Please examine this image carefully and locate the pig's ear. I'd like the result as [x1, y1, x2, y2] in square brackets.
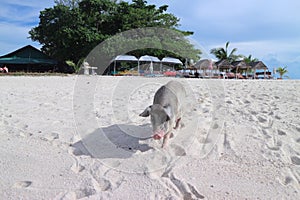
[163, 105, 172, 121]
[139, 106, 151, 117]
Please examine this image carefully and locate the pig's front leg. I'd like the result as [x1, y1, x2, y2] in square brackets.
[153, 130, 165, 140]
[162, 132, 172, 148]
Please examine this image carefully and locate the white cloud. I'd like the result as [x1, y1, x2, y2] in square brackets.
[0, 0, 54, 55]
[0, 22, 41, 55]
[0, 0, 54, 24]
[204, 39, 300, 62]
[3, 0, 54, 9]
[233, 40, 300, 61]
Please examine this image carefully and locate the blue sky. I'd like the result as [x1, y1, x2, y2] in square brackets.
[0, 0, 299, 78]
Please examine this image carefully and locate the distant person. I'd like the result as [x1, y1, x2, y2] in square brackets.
[194, 70, 199, 78]
[3, 66, 8, 73]
[0, 66, 8, 73]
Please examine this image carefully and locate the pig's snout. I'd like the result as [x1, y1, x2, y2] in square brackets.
[153, 130, 165, 140]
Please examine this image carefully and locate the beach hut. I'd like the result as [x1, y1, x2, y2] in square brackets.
[215, 60, 235, 79]
[250, 61, 269, 79]
[194, 59, 218, 77]
[0, 45, 59, 72]
[231, 60, 251, 78]
[216, 60, 234, 72]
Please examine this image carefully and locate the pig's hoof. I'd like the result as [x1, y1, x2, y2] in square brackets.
[153, 131, 165, 140]
[153, 134, 162, 140]
[170, 133, 174, 138]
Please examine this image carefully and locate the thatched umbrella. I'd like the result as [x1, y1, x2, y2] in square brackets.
[250, 61, 268, 79]
[216, 59, 234, 72]
[194, 59, 217, 70]
[231, 60, 251, 78]
[194, 59, 217, 76]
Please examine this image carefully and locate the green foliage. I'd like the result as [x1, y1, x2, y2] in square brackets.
[65, 60, 78, 72]
[29, 0, 200, 65]
[76, 57, 85, 72]
[243, 54, 258, 64]
[84, 27, 200, 71]
[210, 41, 242, 63]
[276, 66, 288, 79]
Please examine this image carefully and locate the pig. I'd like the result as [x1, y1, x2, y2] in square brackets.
[139, 80, 186, 148]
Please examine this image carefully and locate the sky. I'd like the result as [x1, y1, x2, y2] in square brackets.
[0, 0, 299, 79]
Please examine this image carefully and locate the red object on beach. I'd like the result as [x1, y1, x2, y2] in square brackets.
[153, 130, 165, 140]
[164, 71, 177, 77]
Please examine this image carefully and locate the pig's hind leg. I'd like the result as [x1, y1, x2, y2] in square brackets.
[174, 118, 182, 129]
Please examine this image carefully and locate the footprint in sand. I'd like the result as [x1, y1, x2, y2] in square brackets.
[13, 181, 32, 188]
[257, 115, 268, 123]
[171, 144, 186, 156]
[291, 156, 300, 165]
[197, 137, 211, 144]
[40, 132, 59, 141]
[283, 176, 294, 185]
[277, 129, 287, 136]
[71, 163, 85, 173]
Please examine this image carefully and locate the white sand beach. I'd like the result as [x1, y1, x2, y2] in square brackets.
[0, 76, 300, 199]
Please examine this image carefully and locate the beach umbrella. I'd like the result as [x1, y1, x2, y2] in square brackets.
[161, 57, 183, 65]
[139, 55, 160, 63]
[112, 55, 138, 75]
[139, 55, 160, 74]
[161, 57, 183, 71]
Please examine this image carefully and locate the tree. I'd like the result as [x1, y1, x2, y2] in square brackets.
[276, 66, 288, 79]
[210, 41, 242, 63]
[29, 0, 200, 64]
[243, 54, 258, 64]
[54, 0, 79, 8]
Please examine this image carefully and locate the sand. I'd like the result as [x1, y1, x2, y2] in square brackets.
[0, 76, 300, 199]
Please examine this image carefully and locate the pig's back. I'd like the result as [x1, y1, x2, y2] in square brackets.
[153, 81, 186, 107]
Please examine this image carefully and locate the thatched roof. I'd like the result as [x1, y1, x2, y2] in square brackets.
[216, 59, 234, 69]
[250, 61, 268, 70]
[231, 60, 252, 71]
[194, 59, 217, 69]
[232, 60, 247, 68]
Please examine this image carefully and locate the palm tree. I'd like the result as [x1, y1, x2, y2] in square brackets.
[210, 41, 242, 63]
[243, 54, 258, 64]
[276, 66, 288, 79]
